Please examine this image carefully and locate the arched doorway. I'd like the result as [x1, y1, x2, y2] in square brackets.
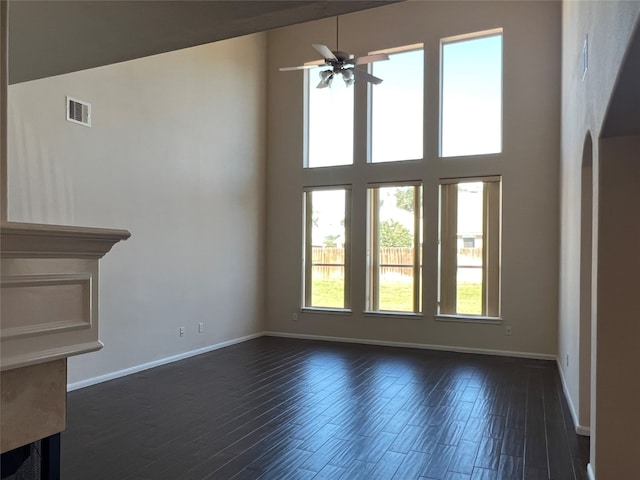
[578, 132, 593, 433]
[591, 21, 640, 477]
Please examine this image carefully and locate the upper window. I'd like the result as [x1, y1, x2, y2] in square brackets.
[438, 177, 501, 317]
[369, 46, 424, 163]
[306, 71, 354, 168]
[440, 30, 502, 158]
[367, 183, 423, 313]
[303, 188, 351, 309]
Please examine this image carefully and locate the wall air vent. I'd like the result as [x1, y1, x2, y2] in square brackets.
[66, 96, 91, 127]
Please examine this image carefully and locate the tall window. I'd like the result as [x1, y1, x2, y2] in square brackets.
[303, 188, 350, 309]
[370, 46, 424, 163]
[306, 71, 354, 168]
[440, 30, 502, 157]
[367, 184, 423, 313]
[439, 177, 501, 317]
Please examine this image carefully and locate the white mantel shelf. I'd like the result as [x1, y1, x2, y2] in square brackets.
[0, 221, 131, 371]
[1, 221, 131, 259]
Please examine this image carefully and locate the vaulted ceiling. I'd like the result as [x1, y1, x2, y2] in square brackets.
[8, 0, 400, 84]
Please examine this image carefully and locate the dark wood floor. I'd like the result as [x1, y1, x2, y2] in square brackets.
[62, 336, 589, 480]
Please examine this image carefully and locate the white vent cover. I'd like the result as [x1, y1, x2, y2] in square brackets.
[66, 96, 91, 127]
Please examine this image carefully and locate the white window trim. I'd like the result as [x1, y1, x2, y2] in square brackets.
[435, 314, 502, 324]
[303, 186, 352, 310]
[367, 182, 423, 314]
[302, 307, 352, 316]
[439, 28, 504, 158]
[364, 311, 423, 320]
[304, 69, 355, 169]
[367, 44, 425, 165]
[438, 176, 501, 319]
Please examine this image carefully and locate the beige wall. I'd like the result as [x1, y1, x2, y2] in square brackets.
[595, 135, 640, 478]
[7, 34, 267, 385]
[558, 0, 640, 427]
[265, 1, 561, 356]
[559, 1, 640, 477]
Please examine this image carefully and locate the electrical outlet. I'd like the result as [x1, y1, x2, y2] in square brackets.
[505, 325, 512, 336]
[179, 327, 185, 337]
[198, 322, 204, 333]
[292, 312, 298, 322]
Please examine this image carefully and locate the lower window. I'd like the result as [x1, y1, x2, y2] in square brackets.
[367, 183, 423, 313]
[303, 187, 350, 309]
[438, 177, 501, 317]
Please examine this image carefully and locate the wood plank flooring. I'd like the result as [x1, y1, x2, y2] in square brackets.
[61, 336, 589, 480]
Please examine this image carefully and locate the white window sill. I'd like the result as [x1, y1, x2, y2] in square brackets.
[364, 311, 423, 320]
[435, 314, 502, 324]
[301, 308, 352, 316]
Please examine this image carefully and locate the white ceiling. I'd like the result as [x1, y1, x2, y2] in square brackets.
[8, 0, 400, 84]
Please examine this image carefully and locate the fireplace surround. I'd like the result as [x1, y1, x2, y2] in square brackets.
[1, 222, 129, 479]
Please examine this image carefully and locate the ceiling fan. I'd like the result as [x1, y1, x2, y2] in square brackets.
[279, 17, 389, 88]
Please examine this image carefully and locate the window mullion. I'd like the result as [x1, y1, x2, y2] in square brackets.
[370, 189, 380, 311]
[304, 192, 313, 307]
[344, 188, 352, 310]
[413, 186, 421, 313]
[481, 184, 489, 316]
[484, 181, 501, 317]
[440, 184, 458, 314]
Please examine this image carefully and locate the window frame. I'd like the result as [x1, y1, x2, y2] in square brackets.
[439, 28, 504, 158]
[367, 43, 425, 165]
[302, 186, 352, 311]
[437, 176, 501, 321]
[304, 68, 355, 169]
[366, 182, 423, 314]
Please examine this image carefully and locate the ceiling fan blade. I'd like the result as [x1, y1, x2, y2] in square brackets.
[303, 59, 327, 67]
[351, 68, 384, 85]
[313, 44, 338, 62]
[352, 53, 390, 65]
[279, 64, 320, 71]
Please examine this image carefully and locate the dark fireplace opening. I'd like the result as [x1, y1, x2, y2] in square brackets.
[1, 442, 40, 480]
[0, 435, 59, 480]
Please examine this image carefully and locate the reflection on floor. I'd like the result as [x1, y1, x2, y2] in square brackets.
[63, 336, 590, 479]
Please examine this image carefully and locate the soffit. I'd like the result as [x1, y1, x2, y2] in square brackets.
[601, 22, 640, 138]
[8, 0, 400, 84]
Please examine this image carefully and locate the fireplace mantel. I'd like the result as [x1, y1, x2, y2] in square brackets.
[1, 221, 131, 260]
[1, 221, 131, 371]
[1, 221, 130, 454]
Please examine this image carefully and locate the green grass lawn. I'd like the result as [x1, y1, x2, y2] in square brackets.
[311, 277, 345, 308]
[311, 277, 482, 314]
[456, 282, 482, 315]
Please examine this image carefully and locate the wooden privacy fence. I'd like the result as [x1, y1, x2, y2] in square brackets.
[459, 247, 483, 259]
[312, 247, 483, 278]
[312, 247, 415, 278]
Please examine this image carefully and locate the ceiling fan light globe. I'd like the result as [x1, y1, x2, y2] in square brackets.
[342, 68, 355, 86]
[317, 71, 334, 89]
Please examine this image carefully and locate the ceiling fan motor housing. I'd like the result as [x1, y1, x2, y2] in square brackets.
[332, 51, 354, 63]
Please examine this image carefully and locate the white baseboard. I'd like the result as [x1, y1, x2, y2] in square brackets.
[587, 463, 595, 480]
[67, 332, 264, 392]
[263, 331, 557, 361]
[575, 424, 591, 436]
[556, 358, 591, 436]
